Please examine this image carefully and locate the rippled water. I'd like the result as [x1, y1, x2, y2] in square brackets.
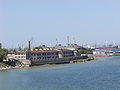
[0, 56, 120, 90]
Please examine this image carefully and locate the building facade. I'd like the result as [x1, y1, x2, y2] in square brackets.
[7, 52, 26, 60]
[26, 50, 59, 62]
[58, 49, 74, 58]
[7, 48, 83, 65]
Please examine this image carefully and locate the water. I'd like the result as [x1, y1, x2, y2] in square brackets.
[0, 56, 120, 90]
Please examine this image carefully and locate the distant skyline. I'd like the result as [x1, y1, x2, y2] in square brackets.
[0, 0, 120, 48]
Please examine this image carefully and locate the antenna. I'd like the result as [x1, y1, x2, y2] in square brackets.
[67, 36, 70, 46]
[73, 37, 76, 44]
[105, 40, 108, 47]
[56, 38, 58, 46]
[31, 37, 34, 48]
[95, 41, 97, 48]
[40, 42, 43, 46]
[113, 41, 116, 46]
[18, 44, 21, 50]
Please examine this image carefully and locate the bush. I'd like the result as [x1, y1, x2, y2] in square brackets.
[0, 48, 8, 62]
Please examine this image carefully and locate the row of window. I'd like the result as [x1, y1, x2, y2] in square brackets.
[31, 56, 58, 60]
[29, 52, 57, 56]
[63, 55, 74, 57]
[63, 52, 74, 55]
[15, 53, 26, 55]
[15, 56, 26, 58]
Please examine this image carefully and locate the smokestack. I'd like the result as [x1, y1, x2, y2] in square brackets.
[28, 41, 31, 50]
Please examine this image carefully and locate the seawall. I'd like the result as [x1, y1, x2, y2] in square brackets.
[30, 56, 94, 66]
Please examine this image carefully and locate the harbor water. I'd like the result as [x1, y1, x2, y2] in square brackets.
[0, 56, 120, 90]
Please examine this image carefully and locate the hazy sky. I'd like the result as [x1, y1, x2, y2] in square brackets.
[0, 0, 120, 48]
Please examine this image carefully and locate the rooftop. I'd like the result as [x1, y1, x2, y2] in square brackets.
[27, 50, 58, 53]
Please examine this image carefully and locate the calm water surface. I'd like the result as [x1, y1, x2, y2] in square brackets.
[0, 56, 120, 90]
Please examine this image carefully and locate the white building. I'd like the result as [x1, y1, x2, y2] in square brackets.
[7, 51, 26, 60]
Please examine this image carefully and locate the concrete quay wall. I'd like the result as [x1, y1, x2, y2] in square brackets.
[31, 56, 88, 66]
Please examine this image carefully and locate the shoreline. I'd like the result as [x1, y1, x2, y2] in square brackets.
[0, 66, 29, 71]
[93, 55, 120, 57]
[0, 57, 94, 71]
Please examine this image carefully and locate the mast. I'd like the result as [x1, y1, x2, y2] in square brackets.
[67, 36, 70, 46]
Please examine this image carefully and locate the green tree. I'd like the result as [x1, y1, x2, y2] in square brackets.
[0, 48, 8, 62]
[79, 47, 93, 54]
[33, 46, 43, 50]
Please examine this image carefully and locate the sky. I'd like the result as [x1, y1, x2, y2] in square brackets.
[0, 0, 120, 48]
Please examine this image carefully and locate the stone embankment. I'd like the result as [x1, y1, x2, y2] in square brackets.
[0, 57, 94, 71]
[72, 57, 94, 63]
[0, 61, 30, 71]
[0, 65, 30, 71]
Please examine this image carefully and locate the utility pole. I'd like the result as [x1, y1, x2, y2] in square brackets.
[0, 43, 2, 49]
[105, 40, 108, 47]
[56, 38, 58, 46]
[73, 37, 76, 44]
[95, 42, 97, 48]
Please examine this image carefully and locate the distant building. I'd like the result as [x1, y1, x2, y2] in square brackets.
[85, 45, 95, 50]
[57, 49, 74, 58]
[118, 46, 120, 49]
[25, 49, 76, 65]
[7, 49, 76, 64]
[7, 44, 87, 66]
[93, 50, 106, 55]
[53, 44, 66, 49]
[66, 44, 81, 50]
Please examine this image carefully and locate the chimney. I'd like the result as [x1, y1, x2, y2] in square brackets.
[67, 36, 70, 46]
[28, 41, 31, 50]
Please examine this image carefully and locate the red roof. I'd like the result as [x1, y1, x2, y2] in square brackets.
[27, 50, 58, 53]
[58, 49, 72, 51]
[8, 51, 26, 54]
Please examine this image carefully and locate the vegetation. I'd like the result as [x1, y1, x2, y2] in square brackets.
[33, 46, 44, 50]
[8, 49, 17, 52]
[0, 48, 8, 62]
[79, 47, 93, 54]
